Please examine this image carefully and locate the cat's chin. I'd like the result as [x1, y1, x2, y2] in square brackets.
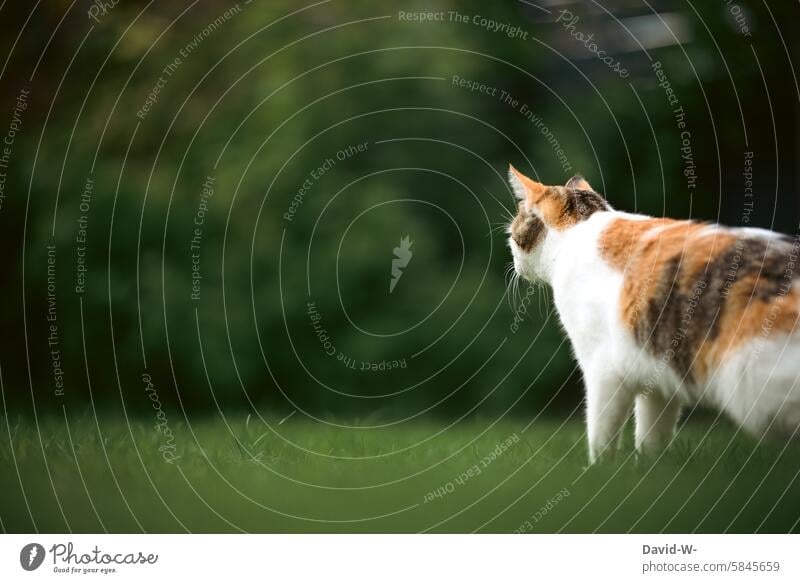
[517, 271, 542, 285]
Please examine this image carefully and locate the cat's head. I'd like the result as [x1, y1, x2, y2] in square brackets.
[507, 165, 609, 282]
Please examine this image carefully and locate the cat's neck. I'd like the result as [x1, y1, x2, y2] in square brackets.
[539, 209, 633, 285]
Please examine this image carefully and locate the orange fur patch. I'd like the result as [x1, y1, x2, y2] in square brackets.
[537, 188, 574, 229]
[601, 217, 800, 383]
[599, 217, 674, 271]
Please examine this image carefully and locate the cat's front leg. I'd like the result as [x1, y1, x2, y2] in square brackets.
[585, 368, 633, 464]
[634, 392, 681, 455]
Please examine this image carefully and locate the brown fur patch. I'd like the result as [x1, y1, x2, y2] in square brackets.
[601, 218, 800, 384]
[700, 238, 800, 374]
[510, 204, 545, 251]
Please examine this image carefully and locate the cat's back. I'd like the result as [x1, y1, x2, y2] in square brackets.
[597, 213, 800, 392]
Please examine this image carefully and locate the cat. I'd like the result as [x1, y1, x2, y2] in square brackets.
[506, 165, 800, 464]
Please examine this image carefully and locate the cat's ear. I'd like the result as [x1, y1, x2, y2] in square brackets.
[509, 165, 588, 229]
[508, 164, 547, 208]
[565, 174, 594, 192]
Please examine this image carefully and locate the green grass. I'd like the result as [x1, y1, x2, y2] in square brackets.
[1, 412, 799, 533]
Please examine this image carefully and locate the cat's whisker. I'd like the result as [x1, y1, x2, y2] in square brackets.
[533, 282, 541, 317]
[539, 282, 549, 317]
[484, 187, 516, 221]
[511, 274, 520, 313]
[503, 262, 515, 283]
[544, 284, 552, 315]
[490, 222, 510, 236]
[504, 265, 516, 312]
[506, 269, 516, 287]
[509, 272, 516, 309]
[504, 271, 515, 305]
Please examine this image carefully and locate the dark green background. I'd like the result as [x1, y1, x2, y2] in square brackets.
[0, 0, 797, 421]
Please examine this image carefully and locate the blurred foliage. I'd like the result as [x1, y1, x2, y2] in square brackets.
[0, 0, 797, 419]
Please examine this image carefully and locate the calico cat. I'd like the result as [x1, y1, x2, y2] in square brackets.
[506, 165, 800, 463]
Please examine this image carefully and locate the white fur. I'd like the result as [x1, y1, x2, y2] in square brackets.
[509, 208, 800, 464]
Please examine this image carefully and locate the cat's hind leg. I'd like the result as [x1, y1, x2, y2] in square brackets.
[634, 391, 681, 455]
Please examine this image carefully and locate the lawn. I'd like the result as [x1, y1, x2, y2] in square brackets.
[1, 411, 799, 533]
